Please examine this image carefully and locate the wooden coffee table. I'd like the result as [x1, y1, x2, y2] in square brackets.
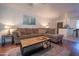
[20, 36, 51, 55]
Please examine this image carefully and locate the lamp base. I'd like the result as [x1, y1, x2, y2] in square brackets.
[7, 29, 11, 35]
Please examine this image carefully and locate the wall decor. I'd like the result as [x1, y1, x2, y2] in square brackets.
[23, 15, 36, 25]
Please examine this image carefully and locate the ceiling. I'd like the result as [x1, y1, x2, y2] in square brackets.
[0, 3, 79, 19]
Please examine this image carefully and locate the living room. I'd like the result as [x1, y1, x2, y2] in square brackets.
[0, 3, 79, 56]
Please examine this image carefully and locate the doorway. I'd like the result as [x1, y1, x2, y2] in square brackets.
[57, 22, 63, 34]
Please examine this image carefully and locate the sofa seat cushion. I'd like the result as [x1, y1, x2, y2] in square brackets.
[46, 34, 63, 39]
[44, 34, 63, 42]
[19, 35, 29, 39]
[46, 28, 55, 34]
[19, 34, 42, 39]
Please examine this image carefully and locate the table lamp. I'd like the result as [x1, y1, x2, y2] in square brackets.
[5, 25, 17, 35]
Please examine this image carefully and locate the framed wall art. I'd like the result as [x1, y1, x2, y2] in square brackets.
[23, 15, 36, 25]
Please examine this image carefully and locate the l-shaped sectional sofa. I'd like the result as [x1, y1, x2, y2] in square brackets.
[13, 28, 63, 44]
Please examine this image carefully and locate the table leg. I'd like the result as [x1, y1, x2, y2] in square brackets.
[12, 36, 14, 44]
[49, 40, 52, 48]
[2, 37, 5, 47]
[20, 43, 24, 56]
[2, 37, 3, 46]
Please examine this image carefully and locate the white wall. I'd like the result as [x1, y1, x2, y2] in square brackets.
[0, 8, 42, 28]
[0, 4, 59, 29]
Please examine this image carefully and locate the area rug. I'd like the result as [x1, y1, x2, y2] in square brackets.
[64, 36, 79, 43]
[32, 43, 70, 56]
[2, 43, 70, 56]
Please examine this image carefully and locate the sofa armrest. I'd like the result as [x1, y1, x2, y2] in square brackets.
[12, 32, 21, 44]
[51, 35, 63, 43]
[45, 34, 63, 43]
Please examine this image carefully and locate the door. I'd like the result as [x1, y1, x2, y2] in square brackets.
[57, 22, 63, 34]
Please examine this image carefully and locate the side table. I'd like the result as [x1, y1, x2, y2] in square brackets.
[1, 35, 14, 47]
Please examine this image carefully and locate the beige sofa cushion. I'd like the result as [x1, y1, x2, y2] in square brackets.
[39, 28, 46, 34]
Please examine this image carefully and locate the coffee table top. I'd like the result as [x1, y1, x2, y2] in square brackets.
[20, 36, 50, 48]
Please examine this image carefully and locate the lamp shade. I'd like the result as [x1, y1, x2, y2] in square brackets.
[0, 23, 4, 31]
[4, 25, 17, 35]
[5, 25, 17, 29]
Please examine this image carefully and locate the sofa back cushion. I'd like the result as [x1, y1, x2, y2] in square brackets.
[18, 28, 33, 35]
[38, 28, 46, 34]
[46, 28, 55, 34]
[32, 28, 39, 34]
[17, 28, 39, 35]
[15, 28, 56, 36]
